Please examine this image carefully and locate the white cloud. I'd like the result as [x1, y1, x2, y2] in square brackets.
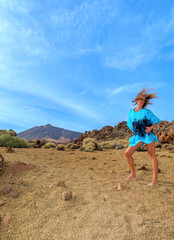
[105, 83, 141, 96]
[1, 0, 174, 72]
[0, 79, 100, 121]
[105, 81, 168, 97]
[0, 96, 86, 132]
[103, 6, 174, 71]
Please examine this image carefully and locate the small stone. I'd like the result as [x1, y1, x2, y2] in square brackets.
[138, 165, 148, 170]
[2, 185, 14, 194]
[3, 215, 15, 227]
[138, 220, 144, 226]
[10, 189, 19, 198]
[62, 190, 72, 201]
[110, 170, 115, 174]
[72, 195, 76, 202]
[30, 202, 37, 210]
[104, 194, 110, 199]
[118, 183, 123, 191]
[56, 181, 67, 187]
[0, 154, 4, 165]
[49, 185, 52, 188]
[103, 194, 110, 201]
[0, 199, 5, 207]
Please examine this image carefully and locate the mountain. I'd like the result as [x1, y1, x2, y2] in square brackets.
[17, 124, 82, 142]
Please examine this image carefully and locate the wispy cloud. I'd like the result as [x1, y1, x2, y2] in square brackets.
[105, 83, 141, 97]
[1, 0, 174, 71]
[105, 81, 168, 97]
[0, 94, 86, 132]
[104, 47, 157, 71]
[103, 6, 174, 71]
[0, 79, 100, 121]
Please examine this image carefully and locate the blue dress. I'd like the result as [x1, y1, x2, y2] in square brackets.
[127, 108, 161, 147]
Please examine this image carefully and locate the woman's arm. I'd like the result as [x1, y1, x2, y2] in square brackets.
[150, 121, 160, 129]
[145, 121, 160, 133]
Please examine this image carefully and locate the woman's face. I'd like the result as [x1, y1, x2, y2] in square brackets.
[136, 97, 145, 106]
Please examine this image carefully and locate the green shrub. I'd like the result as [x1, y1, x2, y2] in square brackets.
[163, 143, 173, 150]
[66, 143, 78, 149]
[0, 135, 30, 148]
[82, 137, 97, 147]
[45, 142, 56, 148]
[66, 143, 72, 148]
[0, 130, 8, 136]
[0, 129, 17, 137]
[56, 144, 65, 150]
[102, 142, 116, 149]
[8, 130, 16, 136]
[84, 142, 97, 152]
[29, 142, 35, 147]
[97, 144, 103, 151]
[82, 137, 103, 152]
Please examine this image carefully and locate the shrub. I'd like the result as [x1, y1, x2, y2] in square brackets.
[155, 142, 162, 148]
[102, 142, 116, 149]
[82, 137, 103, 152]
[66, 143, 78, 149]
[0, 130, 8, 136]
[8, 130, 16, 136]
[97, 144, 103, 151]
[66, 143, 72, 148]
[163, 143, 173, 150]
[84, 142, 97, 152]
[56, 144, 65, 150]
[0, 135, 30, 148]
[45, 142, 56, 148]
[29, 142, 35, 147]
[82, 137, 97, 147]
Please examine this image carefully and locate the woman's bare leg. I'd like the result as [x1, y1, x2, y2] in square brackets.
[146, 139, 158, 186]
[124, 141, 144, 180]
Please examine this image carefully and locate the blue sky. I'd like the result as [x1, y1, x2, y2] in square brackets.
[0, 0, 173, 134]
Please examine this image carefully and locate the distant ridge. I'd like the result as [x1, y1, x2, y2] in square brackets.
[17, 124, 82, 142]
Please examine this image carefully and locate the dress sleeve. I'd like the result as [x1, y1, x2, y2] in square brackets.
[127, 110, 133, 131]
[148, 109, 161, 126]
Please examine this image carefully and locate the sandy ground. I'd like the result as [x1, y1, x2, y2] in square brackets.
[0, 140, 173, 240]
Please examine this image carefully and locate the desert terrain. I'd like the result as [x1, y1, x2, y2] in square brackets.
[0, 139, 173, 240]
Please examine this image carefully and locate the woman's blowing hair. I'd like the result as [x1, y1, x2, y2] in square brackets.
[132, 88, 159, 108]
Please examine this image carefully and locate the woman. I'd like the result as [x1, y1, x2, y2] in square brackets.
[125, 88, 161, 187]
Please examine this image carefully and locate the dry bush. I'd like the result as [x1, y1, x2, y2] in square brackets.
[56, 144, 65, 150]
[45, 142, 56, 148]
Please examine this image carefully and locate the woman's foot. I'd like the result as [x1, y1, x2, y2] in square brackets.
[148, 181, 158, 187]
[125, 174, 136, 180]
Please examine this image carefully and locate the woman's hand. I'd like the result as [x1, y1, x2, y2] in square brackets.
[145, 126, 153, 133]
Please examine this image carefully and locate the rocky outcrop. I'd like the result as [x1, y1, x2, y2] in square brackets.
[33, 139, 46, 148]
[72, 120, 174, 147]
